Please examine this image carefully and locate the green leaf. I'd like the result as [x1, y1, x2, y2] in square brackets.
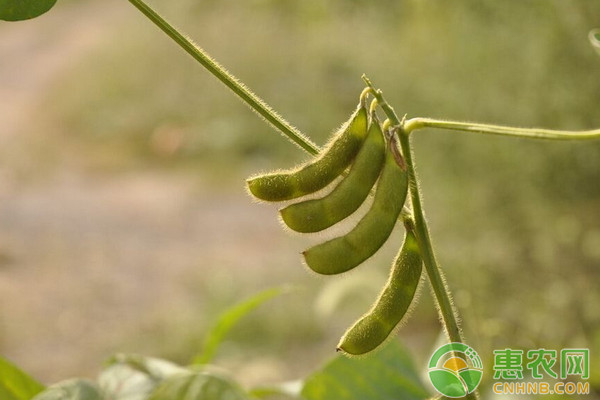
[148, 370, 249, 400]
[0, 0, 58, 21]
[192, 286, 290, 365]
[31, 379, 103, 400]
[0, 356, 45, 400]
[301, 340, 429, 400]
[99, 354, 187, 400]
[248, 380, 302, 399]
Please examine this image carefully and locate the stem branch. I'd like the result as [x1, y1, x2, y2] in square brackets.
[126, 0, 319, 155]
[404, 118, 600, 140]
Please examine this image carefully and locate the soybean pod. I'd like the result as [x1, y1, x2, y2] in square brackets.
[337, 230, 422, 356]
[279, 119, 386, 233]
[302, 135, 408, 275]
[246, 104, 369, 202]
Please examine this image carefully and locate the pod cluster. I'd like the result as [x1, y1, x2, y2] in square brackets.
[246, 93, 423, 355]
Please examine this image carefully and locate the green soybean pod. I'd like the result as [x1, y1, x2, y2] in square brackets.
[302, 140, 408, 275]
[337, 230, 422, 356]
[246, 104, 368, 202]
[279, 119, 386, 233]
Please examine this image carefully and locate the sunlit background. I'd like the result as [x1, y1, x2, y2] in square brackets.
[1, 0, 599, 396]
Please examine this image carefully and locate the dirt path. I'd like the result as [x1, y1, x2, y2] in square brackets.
[0, 170, 298, 382]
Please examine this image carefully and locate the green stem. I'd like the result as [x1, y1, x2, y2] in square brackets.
[363, 77, 463, 339]
[404, 117, 600, 140]
[363, 76, 476, 400]
[396, 128, 463, 343]
[126, 0, 319, 155]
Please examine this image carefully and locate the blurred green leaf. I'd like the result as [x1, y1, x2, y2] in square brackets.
[31, 379, 103, 400]
[99, 354, 186, 400]
[301, 340, 429, 400]
[0, 356, 44, 400]
[0, 0, 57, 21]
[193, 286, 290, 365]
[147, 370, 249, 400]
[590, 29, 600, 55]
[248, 380, 302, 399]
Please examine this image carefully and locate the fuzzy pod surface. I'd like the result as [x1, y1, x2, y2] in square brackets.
[302, 143, 408, 275]
[337, 230, 422, 355]
[246, 104, 369, 202]
[280, 119, 386, 232]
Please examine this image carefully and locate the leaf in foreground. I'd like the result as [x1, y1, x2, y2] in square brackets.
[99, 354, 186, 400]
[0, 355, 45, 400]
[0, 0, 58, 21]
[301, 340, 429, 400]
[31, 379, 103, 400]
[193, 286, 289, 365]
[148, 370, 249, 400]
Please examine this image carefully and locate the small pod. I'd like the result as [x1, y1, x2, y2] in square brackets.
[337, 230, 422, 356]
[246, 104, 368, 202]
[279, 119, 386, 233]
[302, 139, 408, 275]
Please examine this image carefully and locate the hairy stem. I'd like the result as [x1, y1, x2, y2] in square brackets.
[396, 129, 463, 343]
[397, 128, 478, 400]
[404, 118, 600, 140]
[126, 3, 413, 217]
[363, 76, 477, 399]
[363, 76, 463, 341]
[126, 0, 319, 155]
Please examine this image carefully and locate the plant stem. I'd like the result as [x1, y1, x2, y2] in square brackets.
[404, 117, 600, 140]
[396, 129, 463, 343]
[362, 77, 464, 341]
[125, 5, 418, 217]
[363, 76, 477, 400]
[126, 0, 320, 155]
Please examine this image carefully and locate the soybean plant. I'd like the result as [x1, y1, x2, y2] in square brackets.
[117, 1, 600, 392]
[8, 2, 600, 400]
[247, 92, 414, 345]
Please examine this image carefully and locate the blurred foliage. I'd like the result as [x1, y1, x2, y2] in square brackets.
[6, 340, 428, 400]
[27, 0, 600, 393]
[301, 339, 428, 400]
[0, 356, 44, 400]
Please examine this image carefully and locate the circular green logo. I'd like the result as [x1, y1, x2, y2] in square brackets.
[428, 342, 483, 398]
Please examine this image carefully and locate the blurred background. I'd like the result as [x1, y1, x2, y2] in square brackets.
[1, 0, 599, 396]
